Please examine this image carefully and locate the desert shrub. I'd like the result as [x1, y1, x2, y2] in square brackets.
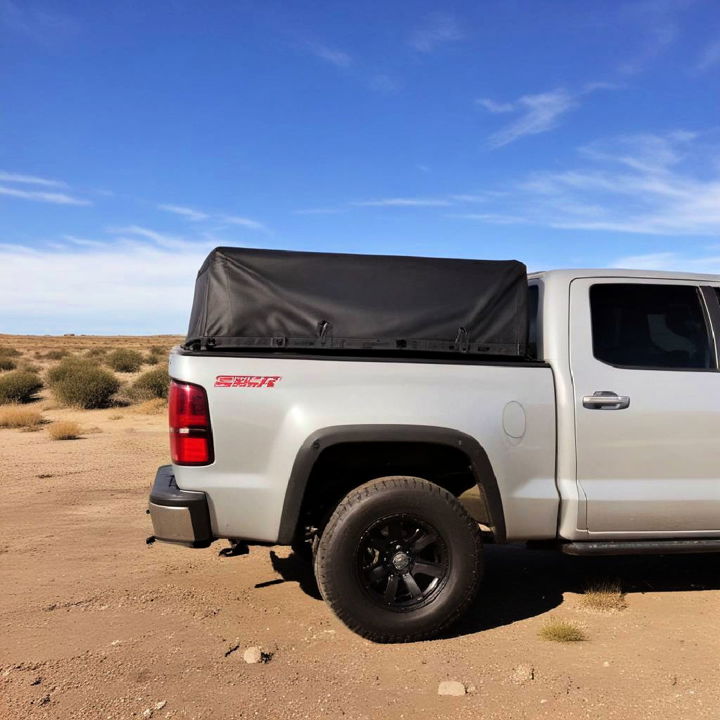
[581, 581, 626, 612]
[539, 620, 587, 643]
[131, 367, 170, 400]
[20, 362, 41, 373]
[48, 420, 81, 440]
[145, 351, 162, 365]
[0, 346, 21, 358]
[51, 365, 120, 409]
[0, 371, 43, 404]
[47, 356, 99, 386]
[132, 398, 167, 415]
[106, 348, 144, 373]
[85, 347, 108, 358]
[0, 358, 17, 371]
[43, 350, 70, 361]
[0, 405, 43, 429]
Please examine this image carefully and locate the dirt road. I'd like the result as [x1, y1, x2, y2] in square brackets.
[1, 343, 719, 719]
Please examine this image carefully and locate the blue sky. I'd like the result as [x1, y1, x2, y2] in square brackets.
[2, 0, 720, 334]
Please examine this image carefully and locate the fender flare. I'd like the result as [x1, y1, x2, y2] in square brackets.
[276, 424, 506, 544]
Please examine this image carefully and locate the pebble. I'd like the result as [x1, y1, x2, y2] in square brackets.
[438, 680, 466, 696]
[512, 664, 535, 684]
[243, 646, 264, 664]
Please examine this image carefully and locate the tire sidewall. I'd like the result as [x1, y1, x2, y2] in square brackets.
[316, 479, 482, 640]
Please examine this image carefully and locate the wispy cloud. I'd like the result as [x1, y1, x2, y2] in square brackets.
[449, 212, 526, 225]
[0, 185, 91, 206]
[617, 0, 679, 75]
[479, 89, 578, 148]
[306, 42, 351, 68]
[110, 225, 188, 249]
[0, 171, 66, 187]
[221, 215, 269, 232]
[63, 234, 105, 248]
[409, 12, 463, 53]
[454, 130, 720, 236]
[696, 38, 720, 72]
[157, 203, 268, 232]
[158, 203, 209, 221]
[0, 169, 91, 205]
[476, 98, 515, 114]
[0, 238, 215, 334]
[351, 197, 453, 208]
[293, 207, 346, 216]
[478, 83, 617, 148]
[298, 192, 496, 215]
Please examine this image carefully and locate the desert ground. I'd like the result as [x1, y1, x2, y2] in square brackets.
[1, 334, 719, 720]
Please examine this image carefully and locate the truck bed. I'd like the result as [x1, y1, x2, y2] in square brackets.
[169, 349, 557, 544]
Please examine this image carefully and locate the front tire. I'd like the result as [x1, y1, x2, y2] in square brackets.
[314, 476, 483, 643]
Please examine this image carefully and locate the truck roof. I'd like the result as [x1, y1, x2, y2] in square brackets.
[529, 268, 720, 283]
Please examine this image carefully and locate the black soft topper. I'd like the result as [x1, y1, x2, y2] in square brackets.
[185, 247, 528, 357]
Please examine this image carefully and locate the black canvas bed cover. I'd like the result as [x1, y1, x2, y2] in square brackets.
[185, 247, 528, 357]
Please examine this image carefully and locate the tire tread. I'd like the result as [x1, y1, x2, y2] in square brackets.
[314, 475, 483, 643]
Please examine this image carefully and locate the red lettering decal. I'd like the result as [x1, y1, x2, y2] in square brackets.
[215, 375, 282, 388]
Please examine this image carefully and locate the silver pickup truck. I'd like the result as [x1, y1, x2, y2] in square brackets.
[149, 247, 720, 642]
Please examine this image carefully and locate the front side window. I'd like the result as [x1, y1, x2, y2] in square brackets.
[590, 284, 713, 369]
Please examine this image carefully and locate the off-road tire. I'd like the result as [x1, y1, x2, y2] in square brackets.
[314, 476, 483, 643]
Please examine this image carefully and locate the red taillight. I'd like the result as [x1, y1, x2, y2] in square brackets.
[169, 380, 213, 465]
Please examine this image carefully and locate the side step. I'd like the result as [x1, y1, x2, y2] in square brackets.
[559, 539, 720, 556]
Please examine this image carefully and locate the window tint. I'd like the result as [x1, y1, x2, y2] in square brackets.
[527, 284, 539, 359]
[590, 284, 713, 369]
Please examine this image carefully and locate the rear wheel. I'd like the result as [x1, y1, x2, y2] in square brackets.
[314, 476, 483, 643]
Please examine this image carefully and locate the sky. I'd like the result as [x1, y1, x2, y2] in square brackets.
[2, 0, 720, 334]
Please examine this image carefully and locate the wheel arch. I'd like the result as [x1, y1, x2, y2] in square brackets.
[277, 424, 506, 544]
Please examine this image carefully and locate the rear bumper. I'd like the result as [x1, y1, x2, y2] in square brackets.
[148, 465, 213, 547]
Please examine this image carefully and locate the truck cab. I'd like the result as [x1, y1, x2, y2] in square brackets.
[534, 269, 720, 542]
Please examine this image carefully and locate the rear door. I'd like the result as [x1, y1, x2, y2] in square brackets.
[570, 278, 720, 536]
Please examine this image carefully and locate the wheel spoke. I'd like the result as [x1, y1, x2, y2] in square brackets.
[368, 564, 388, 583]
[366, 535, 389, 554]
[402, 572, 423, 599]
[412, 560, 444, 578]
[383, 574, 400, 602]
[403, 527, 423, 547]
[411, 530, 438, 552]
[359, 513, 447, 609]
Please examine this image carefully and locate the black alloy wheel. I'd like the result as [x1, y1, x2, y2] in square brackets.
[314, 476, 484, 643]
[357, 514, 449, 610]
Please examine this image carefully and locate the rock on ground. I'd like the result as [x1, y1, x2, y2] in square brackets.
[243, 646, 264, 664]
[438, 680, 466, 696]
[512, 664, 535, 684]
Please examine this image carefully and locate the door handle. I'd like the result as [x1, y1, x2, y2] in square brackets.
[582, 391, 630, 410]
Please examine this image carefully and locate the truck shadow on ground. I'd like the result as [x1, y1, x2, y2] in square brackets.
[264, 544, 720, 637]
[449, 543, 720, 638]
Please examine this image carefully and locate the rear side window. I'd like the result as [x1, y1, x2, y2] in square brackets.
[590, 284, 714, 370]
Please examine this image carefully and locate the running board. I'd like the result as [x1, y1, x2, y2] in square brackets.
[559, 539, 720, 556]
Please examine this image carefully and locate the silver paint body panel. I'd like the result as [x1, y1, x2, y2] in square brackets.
[170, 353, 557, 543]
